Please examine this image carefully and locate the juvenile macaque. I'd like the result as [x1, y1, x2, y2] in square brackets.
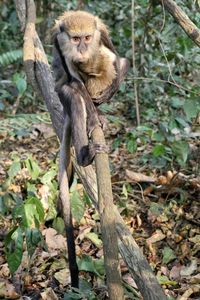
[52, 10, 129, 288]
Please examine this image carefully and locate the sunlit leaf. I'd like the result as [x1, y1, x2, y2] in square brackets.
[85, 232, 102, 248]
[157, 275, 177, 286]
[41, 170, 57, 184]
[25, 197, 45, 226]
[25, 156, 41, 180]
[71, 191, 84, 223]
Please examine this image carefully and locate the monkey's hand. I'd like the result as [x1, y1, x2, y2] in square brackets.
[88, 142, 109, 162]
[77, 143, 109, 167]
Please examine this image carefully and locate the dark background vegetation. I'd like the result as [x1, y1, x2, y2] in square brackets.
[0, 0, 199, 299]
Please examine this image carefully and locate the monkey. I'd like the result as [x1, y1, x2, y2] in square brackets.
[52, 10, 129, 168]
[52, 10, 129, 103]
[51, 10, 129, 288]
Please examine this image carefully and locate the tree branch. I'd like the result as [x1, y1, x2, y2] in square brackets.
[161, 0, 200, 48]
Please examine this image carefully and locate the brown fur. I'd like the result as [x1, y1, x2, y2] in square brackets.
[77, 46, 116, 98]
[52, 10, 117, 98]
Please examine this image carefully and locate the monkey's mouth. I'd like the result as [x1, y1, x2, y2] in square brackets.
[75, 53, 89, 63]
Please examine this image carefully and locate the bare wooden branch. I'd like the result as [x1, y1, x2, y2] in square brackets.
[15, 0, 26, 32]
[92, 127, 124, 299]
[16, 1, 167, 299]
[161, 0, 200, 48]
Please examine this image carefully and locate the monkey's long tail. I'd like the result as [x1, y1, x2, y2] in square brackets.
[59, 119, 79, 288]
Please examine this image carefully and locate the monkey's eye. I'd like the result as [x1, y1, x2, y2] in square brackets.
[85, 35, 92, 43]
[71, 36, 80, 44]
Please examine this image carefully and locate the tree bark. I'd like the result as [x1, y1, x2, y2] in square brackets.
[161, 0, 200, 48]
[15, 1, 167, 299]
[92, 127, 124, 300]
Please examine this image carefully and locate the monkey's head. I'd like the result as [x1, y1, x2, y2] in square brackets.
[54, 11, 102, 63]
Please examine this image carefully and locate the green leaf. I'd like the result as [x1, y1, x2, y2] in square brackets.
[78, 255, 96, 273]
[27, 182, 37, 196]
[152, 144, 166, 157]
[41, 170, 57, 185]
[112, 137, 122, 150]
[85, 232, 102, 248]
[171, 97, 184, 108]
[25, 228, 42, 257]
[71, 191, 84, 223]
[8, 161, 21, 179]
[175, 117, 189, 128]
[64, 292, 82, 300]
[149, 203, 164, 217]
[12, 204, 25, 223]
[15, 77, 27, 96]
[24, 197, 44, 228]
[127, 138, 137, 153]
[183, 100, 199, 121]
[171, 141, 189, 166]
[77, 255, 101, 277]
[25, 156, 41, 180]
[162, 247, 176, 264]
[5, 227, 23, 273]
[93, 258, 105, 276]
[53, 217, 65, 234]
[157, 275, 177, 286]
[119, 82, 126, 93]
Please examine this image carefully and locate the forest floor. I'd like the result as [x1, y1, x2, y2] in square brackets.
[0, 110, 200, 300]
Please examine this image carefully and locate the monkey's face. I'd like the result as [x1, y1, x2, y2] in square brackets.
[67, 33, 93, 62]
[57, 24, 101, 64]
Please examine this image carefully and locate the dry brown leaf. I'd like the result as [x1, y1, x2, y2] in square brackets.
[54, 269, 71, 287]
[146, 230, 166, 244]
[40, 287, 58, 300]
[38, 185, 50, 212]
[180, 260, 197, 277]
[143, 186, 154, 196]
[43, 228, 67, 251]
[0, 263, 10, 277]
[136, 214, 142, 227]
[125, 169, 155, 183]
[170, 264, 182, 280]
[189, 273, 200, 284]
[0, 280, 19, 299]
[179, 285, 200, 300]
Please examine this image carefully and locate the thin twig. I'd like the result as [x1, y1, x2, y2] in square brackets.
[131, 0, 140, 125]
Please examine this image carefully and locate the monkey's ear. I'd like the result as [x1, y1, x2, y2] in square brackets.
[59, 22, 65, 33]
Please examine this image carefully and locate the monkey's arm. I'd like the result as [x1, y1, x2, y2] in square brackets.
[58, 81, 105, 167]
[92, 57, 129, 105]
